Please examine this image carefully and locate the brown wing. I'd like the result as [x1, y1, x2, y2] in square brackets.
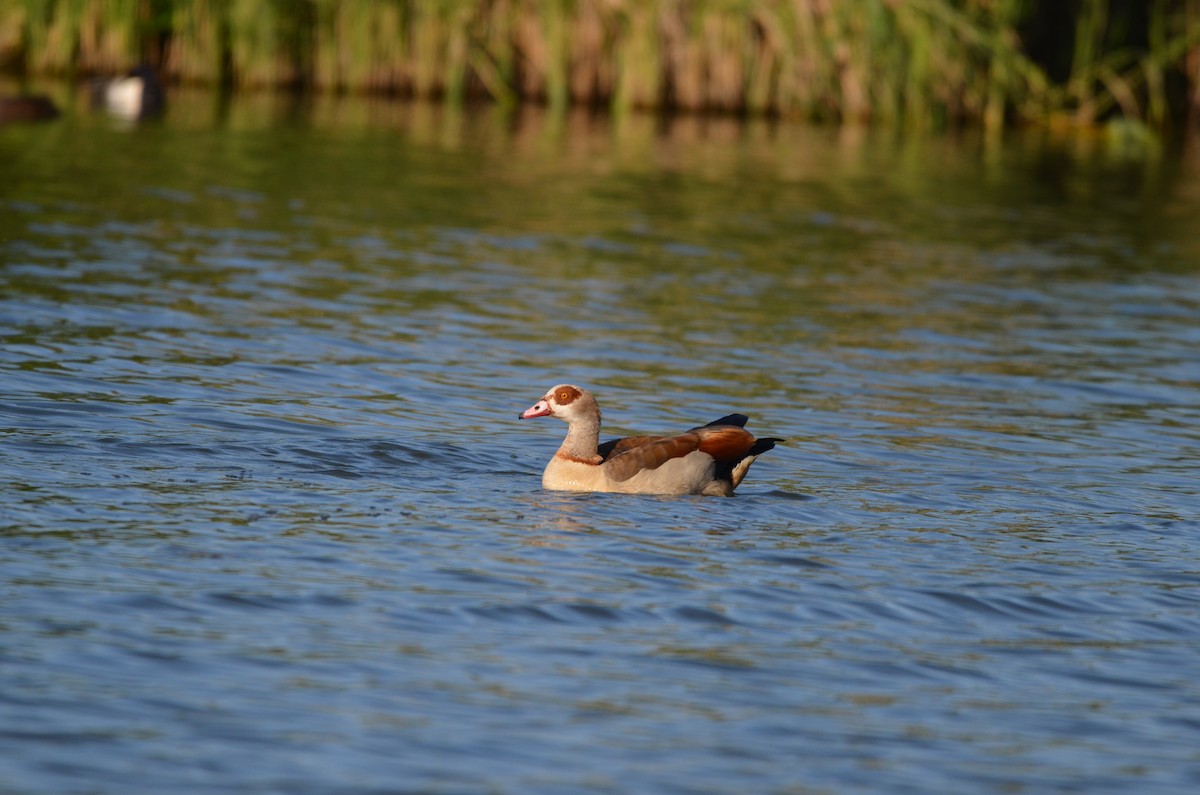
[601, 414, 749, 460]
[604, 433, 703, 482]
[601, 424, 761, 483]
[597, 435, 663, 461]
[694, 426, 758, 464]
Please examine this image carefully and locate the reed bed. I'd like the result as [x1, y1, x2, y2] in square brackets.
[2, 0, 1198, 128]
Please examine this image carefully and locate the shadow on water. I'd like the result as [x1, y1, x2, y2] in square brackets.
[2, 85, 1200, 794]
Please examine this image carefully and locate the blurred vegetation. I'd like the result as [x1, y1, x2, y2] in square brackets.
[1, 0, 1198, 130]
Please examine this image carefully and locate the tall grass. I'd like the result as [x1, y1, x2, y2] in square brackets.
[1, 0, 1197, 128]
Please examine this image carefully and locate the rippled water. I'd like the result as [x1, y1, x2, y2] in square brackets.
[3, 90, 1200, 793]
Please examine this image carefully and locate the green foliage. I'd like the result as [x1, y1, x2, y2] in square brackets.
[1, 0, 1196, 129]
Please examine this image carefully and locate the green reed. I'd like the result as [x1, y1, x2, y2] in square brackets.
[2, 0, 1197, 129]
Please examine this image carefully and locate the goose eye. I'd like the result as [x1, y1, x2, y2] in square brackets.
[556, 387, 577, 404]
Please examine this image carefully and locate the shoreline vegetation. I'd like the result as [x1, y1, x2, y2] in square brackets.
[1, 0, 1198, 131]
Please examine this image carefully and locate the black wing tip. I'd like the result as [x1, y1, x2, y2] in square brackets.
[703, 413, 750, 428]
[750, 437, 784, 455]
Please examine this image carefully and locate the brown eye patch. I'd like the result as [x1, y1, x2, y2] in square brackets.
[555, 386, 580, 404]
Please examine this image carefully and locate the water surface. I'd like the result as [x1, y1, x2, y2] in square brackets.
[2, 89, 1200, 794]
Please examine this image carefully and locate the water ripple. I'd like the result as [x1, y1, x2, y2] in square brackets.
[2, 107, 1199, 795]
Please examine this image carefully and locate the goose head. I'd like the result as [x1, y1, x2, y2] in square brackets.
[519, 384, 601, 425]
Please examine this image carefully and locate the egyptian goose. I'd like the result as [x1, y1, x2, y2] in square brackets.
[519, 384, 782, 496]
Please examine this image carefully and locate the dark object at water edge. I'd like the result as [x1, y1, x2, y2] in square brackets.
[0, 95, 60, 125]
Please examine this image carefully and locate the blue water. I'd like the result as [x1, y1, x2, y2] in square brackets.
[2, 94, 1200, 793]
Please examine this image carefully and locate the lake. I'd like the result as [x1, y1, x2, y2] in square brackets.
[2, 86, 1199, 794]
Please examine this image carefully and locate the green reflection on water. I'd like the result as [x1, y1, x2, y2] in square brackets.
[2, 86, 1197, 408]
